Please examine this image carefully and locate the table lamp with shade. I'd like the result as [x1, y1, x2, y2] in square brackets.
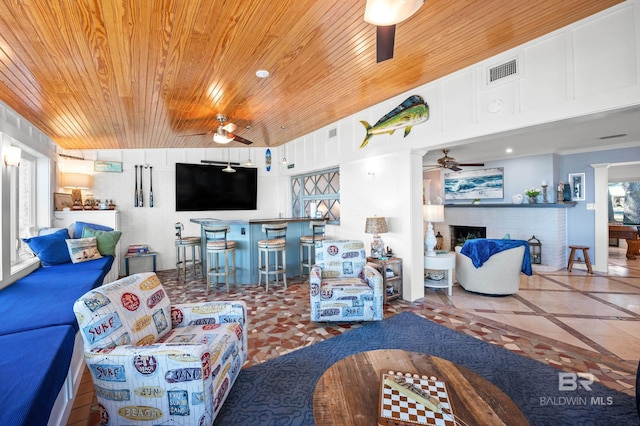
[365, 216, 388, 258]
[423, 203, 444, 257]
[62, 172, 93, 208]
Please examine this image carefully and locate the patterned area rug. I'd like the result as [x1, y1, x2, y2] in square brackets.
[213, 312, 638, 425]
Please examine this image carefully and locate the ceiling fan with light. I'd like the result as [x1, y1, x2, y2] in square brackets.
[180, 114, 254, 145]
[423, 149, 485, 172]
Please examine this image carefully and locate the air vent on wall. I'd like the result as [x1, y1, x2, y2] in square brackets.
[488, 59, 518, 84]
[328, 128, 337, 138]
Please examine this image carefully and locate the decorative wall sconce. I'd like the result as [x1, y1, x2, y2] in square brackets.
[4, 146, 21, 167]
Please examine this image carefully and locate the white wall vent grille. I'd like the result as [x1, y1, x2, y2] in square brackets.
[328, 128, 337, 138]
[488, 59, 518, 84]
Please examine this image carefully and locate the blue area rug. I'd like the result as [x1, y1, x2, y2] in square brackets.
[214, 312, 638, 425]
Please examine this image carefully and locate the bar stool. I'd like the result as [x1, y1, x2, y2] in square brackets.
[174, 223, 201, 280]
[204, 225, 236, 294]
[299, 220, 326, 277]
[567, 245, 593, 274]
[258, 223, 288, 291]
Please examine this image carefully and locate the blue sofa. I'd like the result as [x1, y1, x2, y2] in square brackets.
[0, 253, 114, 425]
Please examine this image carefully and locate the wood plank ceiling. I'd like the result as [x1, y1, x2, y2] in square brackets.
[0, 0, 623, 150]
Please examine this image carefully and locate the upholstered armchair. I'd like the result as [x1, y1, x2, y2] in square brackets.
[310, 240, 384, 322]
[73, 272, 247, 425]
[455, 239, 531, 295]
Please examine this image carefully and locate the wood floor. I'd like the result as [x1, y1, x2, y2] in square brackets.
[66, 248, 639, 425]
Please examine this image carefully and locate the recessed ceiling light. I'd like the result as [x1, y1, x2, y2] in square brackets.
[506, 148, 513, 153]
[256, 70, 270, 78]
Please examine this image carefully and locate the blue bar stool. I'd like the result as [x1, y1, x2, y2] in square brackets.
[258, 223, 287, 291]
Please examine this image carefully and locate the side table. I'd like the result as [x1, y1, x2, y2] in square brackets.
[367, 256, 402, 303]
[125, 252, 157, 275]
[424, 252, 455, 296]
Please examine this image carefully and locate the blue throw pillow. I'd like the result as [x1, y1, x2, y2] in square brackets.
[73, 221, 113, 239]
[22, 228, 72, 266]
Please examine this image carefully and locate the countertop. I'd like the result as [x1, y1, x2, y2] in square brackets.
[190, 217, 318, 225]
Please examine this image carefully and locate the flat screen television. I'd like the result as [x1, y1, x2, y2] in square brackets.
[175, 162, 258, 211]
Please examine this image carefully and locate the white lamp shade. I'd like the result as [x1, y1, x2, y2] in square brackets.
[364, 0, 424, 26]
[213, 128, 233, 144]
[62, 172, 93, 189]
[423, 204, 444, 223]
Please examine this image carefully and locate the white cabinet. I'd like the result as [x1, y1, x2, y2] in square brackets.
[52, 210, 121, 280]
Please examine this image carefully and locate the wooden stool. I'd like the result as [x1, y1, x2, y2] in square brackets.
[299, 220, 326, 277]
[567, 245, 593, 274]
[175, 237, 201, 280]
[258, 223, 287, 291]
[204, 225, 236, 294]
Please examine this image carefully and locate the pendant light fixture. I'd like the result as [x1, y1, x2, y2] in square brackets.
[244, 148, 255, 167]
[222, 148, 236, 173]
[280, 126, 288, 165]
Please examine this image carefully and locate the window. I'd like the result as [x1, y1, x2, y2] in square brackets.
[291, 168, 340, 223]
[609, 182, 640, 224]
[8, 145, 37, 266]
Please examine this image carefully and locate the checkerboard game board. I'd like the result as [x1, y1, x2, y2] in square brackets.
[378, 371, 456, 426]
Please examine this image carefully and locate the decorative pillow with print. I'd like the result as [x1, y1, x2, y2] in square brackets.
[66, 237, 103, 263]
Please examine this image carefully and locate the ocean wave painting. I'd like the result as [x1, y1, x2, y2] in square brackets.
[444, 167, 504, 200]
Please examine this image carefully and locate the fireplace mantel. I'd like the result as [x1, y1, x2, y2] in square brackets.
[445, 203, 576, 208]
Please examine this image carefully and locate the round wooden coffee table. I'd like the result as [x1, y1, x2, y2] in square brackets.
[313, 349, 528, 426]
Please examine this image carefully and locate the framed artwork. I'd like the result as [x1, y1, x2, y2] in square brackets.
[444, 167, 504, 200]
[569, 172, 585, 201]
[53, 192, 73, 211]
[94, 160, 123, 173]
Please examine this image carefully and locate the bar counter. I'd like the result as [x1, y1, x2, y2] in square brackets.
[190, 218, 317, 284]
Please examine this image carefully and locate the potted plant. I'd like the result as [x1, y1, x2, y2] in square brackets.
[524, 188, 541, 204]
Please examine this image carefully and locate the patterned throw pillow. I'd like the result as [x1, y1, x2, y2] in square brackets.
[66, 237, 103, 263]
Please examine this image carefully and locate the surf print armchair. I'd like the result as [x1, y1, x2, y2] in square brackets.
[73, 272, 247, 425]
[310, 240, 384, 322]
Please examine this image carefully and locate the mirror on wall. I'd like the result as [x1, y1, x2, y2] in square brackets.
[608, 182, 640, 224]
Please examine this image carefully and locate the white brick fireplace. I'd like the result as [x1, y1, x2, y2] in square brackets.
[436, 205, 572, 271]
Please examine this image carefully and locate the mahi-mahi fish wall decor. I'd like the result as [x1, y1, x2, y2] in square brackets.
[359, 95, 429, 148]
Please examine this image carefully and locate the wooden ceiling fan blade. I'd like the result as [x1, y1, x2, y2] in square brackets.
[178, 131, 211, 137]
[229, 134, 253, 145]
[448, 165, 462, 172]
[376, 25, 395, 63]
[458, 163, 485, 166]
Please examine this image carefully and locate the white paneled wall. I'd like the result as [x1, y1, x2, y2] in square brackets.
[441, 206, 568, 271]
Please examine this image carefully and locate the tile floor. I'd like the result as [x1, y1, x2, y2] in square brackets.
[67, 247, 639, 425]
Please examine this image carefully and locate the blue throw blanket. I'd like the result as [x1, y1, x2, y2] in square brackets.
[460, 239, 532, 275]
